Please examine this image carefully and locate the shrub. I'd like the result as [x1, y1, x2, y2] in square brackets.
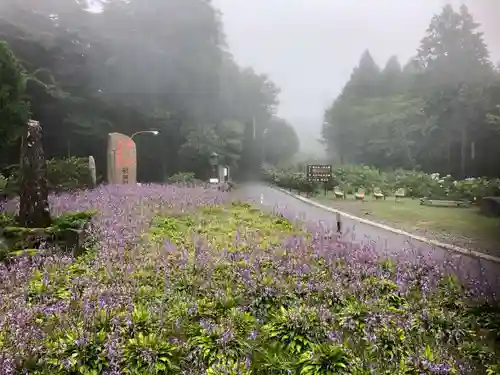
[167, 171, 196, 184]
[265, 163, 500, 201]
[2, 157, 94, 195]
[331, 164, 384, 194]
[453, 177, 500, 202]
[0, 175, 7, 191]
[387, 169, 439, 198]
[262, 165, 319, 195]
[46, 157, 94, 192]
[0, 175, 8, 200]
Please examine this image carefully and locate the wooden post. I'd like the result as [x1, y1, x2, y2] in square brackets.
[19, 120, 51, 228]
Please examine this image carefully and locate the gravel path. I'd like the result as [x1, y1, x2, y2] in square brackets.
[232, 183, 500, 292]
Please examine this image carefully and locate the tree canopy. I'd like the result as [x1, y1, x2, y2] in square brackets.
[0, 0, 299, 181]
[322, 4, 500, 178]
[0, 41, 30, 154]
[262, 117, 300, 166]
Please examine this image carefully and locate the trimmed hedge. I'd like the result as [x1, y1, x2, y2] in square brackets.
[263, 164, 500, 202]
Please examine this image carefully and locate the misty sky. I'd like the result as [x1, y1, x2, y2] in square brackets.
[213, 0, 500, 131]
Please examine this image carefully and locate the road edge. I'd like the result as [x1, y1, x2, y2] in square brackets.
[273, 186, 500, 264]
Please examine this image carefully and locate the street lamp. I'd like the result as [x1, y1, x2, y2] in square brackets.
[262, 128, 268, 167]
[209, 152, 219, 183]
[129, 130, 159, 182]
[130, 130, 159, 140]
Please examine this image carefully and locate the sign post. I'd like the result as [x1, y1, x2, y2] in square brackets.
[209, 152, 219, 184]
[307, 164, 332, 196]
[307, 164, 340, 232]
[306, 164, 332, 183]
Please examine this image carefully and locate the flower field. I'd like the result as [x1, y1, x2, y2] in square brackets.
[0, 184, 499, 374]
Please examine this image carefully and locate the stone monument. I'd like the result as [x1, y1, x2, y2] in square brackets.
[19, 120, 51, 228]
[88, 155, 96, 187]
[107, 133, 137, 184]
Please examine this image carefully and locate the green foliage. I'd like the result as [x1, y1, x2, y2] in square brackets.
[453, 177, 500, 202]
[45, 327, 109, 374]
[297, 344, 352, 374]
[5, 157, 95, 195]
[264, 163, 500, 201]
[0, 1, 285, 180]
[51, 210, 97, 231]
[123, 332, 179, 374]
[0, 41, 30, 157]
[0, 175, 8, 194]
[167, 172, 196, 184]
[10, 202, 499, 373]
[322, 4, 500, 178]
[0, 210, 96, 261]
[263, 117, 300, 166]
[0, 212, 16, 227]
[46, 157, 94, 192]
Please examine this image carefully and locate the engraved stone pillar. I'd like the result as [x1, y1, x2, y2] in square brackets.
[19, 120, 51, 228]
[107, 133, 137, 184]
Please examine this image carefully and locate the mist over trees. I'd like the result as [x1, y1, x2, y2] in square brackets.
[322, 4, 500, 178]
[0, 0, 299, 181]
[3, 2, 499, 183]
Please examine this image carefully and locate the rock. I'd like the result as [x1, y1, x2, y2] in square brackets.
[88, 156, 97, 187]
[61, 228, 86, 256]
[480, 197, 500, 217]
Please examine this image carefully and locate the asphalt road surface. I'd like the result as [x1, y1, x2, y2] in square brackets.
[232, 183, 500, 293]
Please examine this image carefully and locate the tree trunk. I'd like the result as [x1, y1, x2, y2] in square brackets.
[19, 120, 51, 228]
[446, 137, 452, 174]
[460, 123, 467, 178]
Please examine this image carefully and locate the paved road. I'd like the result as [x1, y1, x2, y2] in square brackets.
[232, 183, 500, 292]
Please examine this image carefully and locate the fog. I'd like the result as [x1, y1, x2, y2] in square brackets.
[1, 0, 499, 178]
[214, 0, 500, 151]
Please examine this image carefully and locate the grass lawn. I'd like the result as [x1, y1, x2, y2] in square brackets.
[314, 192, 500, 256]
[1, 185, 500, 373]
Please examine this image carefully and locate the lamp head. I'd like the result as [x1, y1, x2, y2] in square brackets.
[209, 152, 219, 166]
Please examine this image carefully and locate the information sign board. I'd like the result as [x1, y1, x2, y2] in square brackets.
[307, 164, 332, 182]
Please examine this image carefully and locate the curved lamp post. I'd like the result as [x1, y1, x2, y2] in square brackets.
[262, 128, 268, 167]
[130, 130, 159, 140]
[209, 152, 219, 183]
[130, 130, 159, 182]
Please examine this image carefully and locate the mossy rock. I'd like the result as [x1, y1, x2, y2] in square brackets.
[2, 226, 54, 249]
[0, 210, 97, 261]
[2, 226, 87, 258]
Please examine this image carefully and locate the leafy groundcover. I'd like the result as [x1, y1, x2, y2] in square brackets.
[0, 185, 499, 374]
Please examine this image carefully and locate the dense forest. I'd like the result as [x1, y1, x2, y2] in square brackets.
[2, 2, 499, 183]
[322, 4, 500, 178]
[0, 0, 299, 182]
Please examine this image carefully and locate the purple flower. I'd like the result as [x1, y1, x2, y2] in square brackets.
[421, 360, 452, 374]
[248, 330, 258, 340]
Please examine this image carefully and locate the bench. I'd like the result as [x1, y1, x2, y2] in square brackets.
[333, 186, 345, 199]
[420, 198, 471, 208]
[373, 187, 384, 200]
[395, 188, 406, 202]
[354, 188, 365, 201]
